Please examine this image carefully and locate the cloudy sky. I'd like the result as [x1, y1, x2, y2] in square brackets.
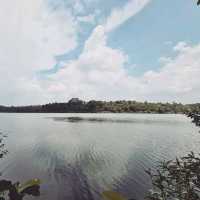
[1, 0, 200, 105]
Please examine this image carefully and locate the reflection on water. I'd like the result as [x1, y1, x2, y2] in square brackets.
[0, 113, 199, 200]
[51, 116, 185, 125]
[0, 133, 40, 200]
[52, 116, 136, 123]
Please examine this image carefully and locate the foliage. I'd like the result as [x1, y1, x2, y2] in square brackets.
[0, 179, 40, 200]
[146, 152, 200, 200]
[0, 133, 41, 200]
[1, 98, 199, 114]
[101, 152, 200, 200]
[0, 133, 8, 160]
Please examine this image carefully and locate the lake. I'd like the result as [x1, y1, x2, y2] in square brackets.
[0, 113, 199, 200]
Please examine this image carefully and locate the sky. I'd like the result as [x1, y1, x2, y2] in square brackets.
[0, 0, 200, 105]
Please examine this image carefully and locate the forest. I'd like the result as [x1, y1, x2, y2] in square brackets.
[0, 98, 199, 114]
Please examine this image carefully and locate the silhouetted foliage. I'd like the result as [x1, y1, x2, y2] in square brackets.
[0, 98, 199, 114]
[102, 152, 200, 200]
[0, 179, 40, 200]
[0, 133, 8, 160]
[187, 113, 200, 127]
[146, 152, 200, 200]
[0, 133, 41, 200]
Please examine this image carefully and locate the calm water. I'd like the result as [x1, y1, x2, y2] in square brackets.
[0, 113, 199, 200]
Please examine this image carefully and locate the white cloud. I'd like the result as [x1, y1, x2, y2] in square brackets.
[1, 0, 200, 105]
[159, 56, 172, 64]
[0, 0, 151, 105]
[77, 14, 96, 24]
[73, 0, 85, 15]
[141, 42, 200, 102]
[0, 0, 80, 105]
[0, 0, 78, 73]
[104, 0, 151, 32]
[41, 39, 200, 104]
[39, 24, 134, 101]
[173, 41, 189, 52]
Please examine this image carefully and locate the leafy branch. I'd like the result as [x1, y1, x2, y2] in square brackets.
[146, 152, 200, 200]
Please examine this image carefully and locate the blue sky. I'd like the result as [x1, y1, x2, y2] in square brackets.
[0, 0, 200, 105]
[108, 0, 200, 74]
[42, 0, 200, 75]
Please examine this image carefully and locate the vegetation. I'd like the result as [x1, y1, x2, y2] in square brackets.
[146, 152, 200, 200]
[102, 152, 200, 200]
[0, 133, 41, 200]
[0, 179, 40, 200]
[0, 98, 199, 114]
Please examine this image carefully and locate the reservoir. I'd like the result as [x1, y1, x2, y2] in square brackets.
[0, 113, 199, 200]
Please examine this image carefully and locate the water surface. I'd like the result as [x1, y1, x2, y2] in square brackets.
[0, 113, 199, 200]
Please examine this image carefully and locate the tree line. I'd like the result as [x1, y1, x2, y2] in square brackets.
[0, 98, 199, 114]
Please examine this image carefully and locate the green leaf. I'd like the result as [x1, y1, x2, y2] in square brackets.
[102, 191, 127, 200]
[16, 179, 41, 193]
